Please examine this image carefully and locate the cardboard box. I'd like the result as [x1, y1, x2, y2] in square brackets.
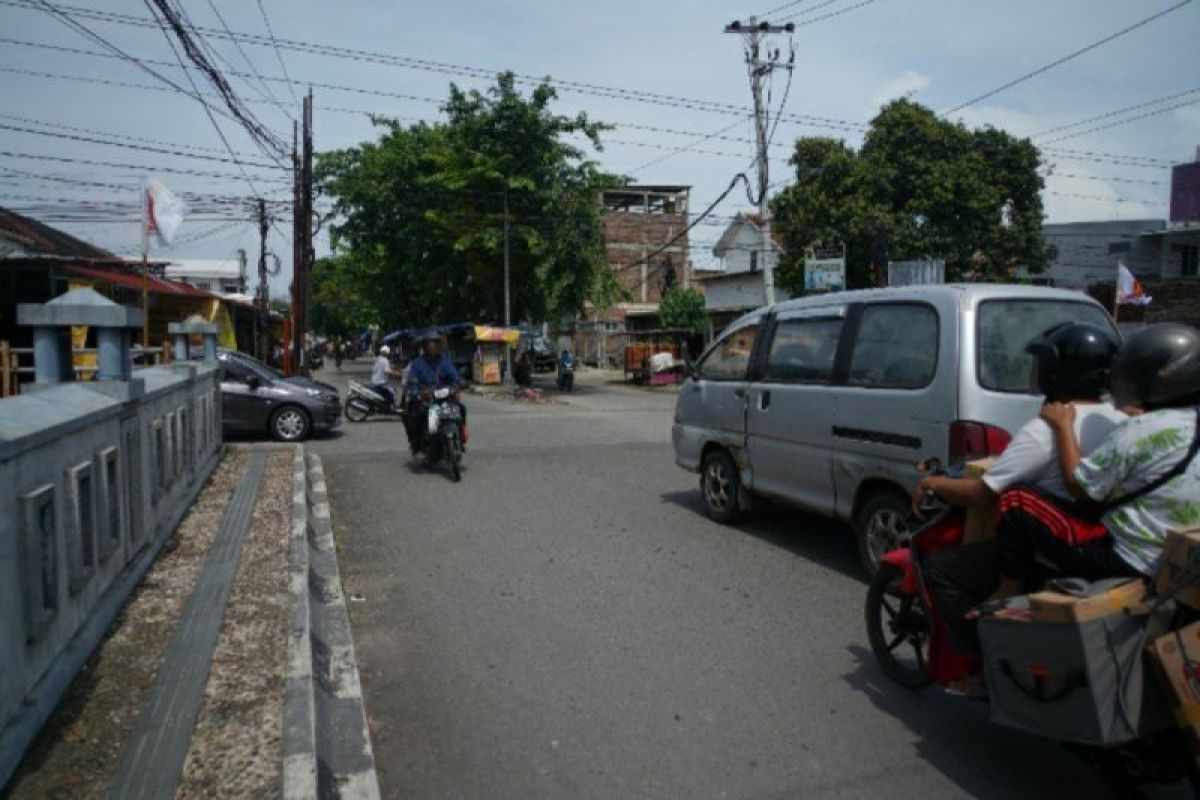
[1155, 527, 1200, 610]
[962, 458, 998, 544]
[1027, 579, 1149, 623]
[1148, 621, 1200, 768]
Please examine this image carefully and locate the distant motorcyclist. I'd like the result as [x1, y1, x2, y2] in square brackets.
[557, 348, 576, 391]
[404, 330, 467, 452]
[371, 345, 402, 409]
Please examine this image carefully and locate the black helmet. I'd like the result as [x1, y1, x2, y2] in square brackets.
[1024, 322, 1119, 401]
[1110, 323, 1200, 410]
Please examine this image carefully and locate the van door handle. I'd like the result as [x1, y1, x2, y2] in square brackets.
[760, 390, 771, 410]
[734, 388, 746, 399]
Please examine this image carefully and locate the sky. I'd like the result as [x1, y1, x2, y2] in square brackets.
[1, 0, 1198, 297]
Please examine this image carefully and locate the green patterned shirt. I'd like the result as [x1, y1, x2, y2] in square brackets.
[1074, 408, 1200, 575]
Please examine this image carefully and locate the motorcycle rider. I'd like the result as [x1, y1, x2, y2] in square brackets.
[371, 345, 403, 410]
[557, 348, 576, 387]
[915, 322, 1126, 665]
[989, 323, 1200, 601]
[404, 329, 468, 453]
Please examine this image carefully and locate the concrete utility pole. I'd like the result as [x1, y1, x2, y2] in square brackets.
[724, 17, 794, 306]
[291, 89, 314, 375]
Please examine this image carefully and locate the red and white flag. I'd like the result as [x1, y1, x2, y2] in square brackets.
[144, 178, 188, 247]
[1117, 262, 1152, 306]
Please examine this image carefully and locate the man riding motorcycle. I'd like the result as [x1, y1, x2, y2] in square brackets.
[371, 345, 402, 410]
[404, 329, 468, 454]
[914, 322, 1126, 665]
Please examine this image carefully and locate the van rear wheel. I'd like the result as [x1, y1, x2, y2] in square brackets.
[854, 490, 911, 578]
[700, 449, 742, 523]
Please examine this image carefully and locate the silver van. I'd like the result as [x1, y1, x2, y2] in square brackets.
[671, 284, 1119, 575]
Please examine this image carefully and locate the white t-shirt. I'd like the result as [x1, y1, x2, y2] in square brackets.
[982, 403, 1128, 499]
[1075, 408, 1200, 576]
[371, 355, 390, 385]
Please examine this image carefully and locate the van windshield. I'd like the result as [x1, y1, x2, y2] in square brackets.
[977, 299, 1116, 394]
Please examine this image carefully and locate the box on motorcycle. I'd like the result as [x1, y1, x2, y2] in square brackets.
[978, 583, 1175, 746]
[1148, 621, 1200, 770]
[1156, 526, 1200, 610]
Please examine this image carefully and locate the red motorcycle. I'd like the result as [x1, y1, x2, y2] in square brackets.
[864, 461, 1200, 794]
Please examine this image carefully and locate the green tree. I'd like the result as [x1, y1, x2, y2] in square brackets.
[771, 99, 1045, 292]
[316, 73, 622, 330]
[659, 286, 706, 332]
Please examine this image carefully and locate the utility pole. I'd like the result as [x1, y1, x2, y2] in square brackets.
[255, 198, 269, 361]
[291, 89, 313, 375]
[503, 186, 512, 385]
[724, 16, 794, 306]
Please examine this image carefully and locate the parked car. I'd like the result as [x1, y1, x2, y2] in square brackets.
[671, 284, 1119, 575]
[217, 349, 341, 442]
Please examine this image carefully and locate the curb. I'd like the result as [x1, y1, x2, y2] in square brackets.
[283, 446, 380, 799]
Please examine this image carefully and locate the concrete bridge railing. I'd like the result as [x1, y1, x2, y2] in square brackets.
[0, 289, 223, 787]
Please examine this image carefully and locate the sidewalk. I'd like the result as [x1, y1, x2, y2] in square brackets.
[3, 445, 377, 799]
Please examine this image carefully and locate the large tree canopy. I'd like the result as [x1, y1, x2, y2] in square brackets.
[770, 99, 1045, 291]
[315, 73, 621, 332]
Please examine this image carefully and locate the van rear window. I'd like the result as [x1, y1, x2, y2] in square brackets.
[977, 299, 1116, 393]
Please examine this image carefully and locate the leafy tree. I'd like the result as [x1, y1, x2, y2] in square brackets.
[309, 254, 373, 337]
[316, 73, 622, 330]
[659, 286, 706, 332]
[771, 99, 1044, 291]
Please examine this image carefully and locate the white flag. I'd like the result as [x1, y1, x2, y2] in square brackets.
[145, 178, 188, 247]
[1117, 262, 1152, 306]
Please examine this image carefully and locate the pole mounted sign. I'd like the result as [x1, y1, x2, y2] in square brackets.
[804, 257, 845, 292]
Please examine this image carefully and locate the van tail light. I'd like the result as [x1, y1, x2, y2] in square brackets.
[949, 421, 1012, 463]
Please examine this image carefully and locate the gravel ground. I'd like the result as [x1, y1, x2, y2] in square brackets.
[176, 451, 291, 799]
[4, 453, 247, 800]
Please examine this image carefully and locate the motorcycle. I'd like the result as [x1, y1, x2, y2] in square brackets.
[557, 360, 575, 392]
[865, 460, 1200, 794]
[414, 386, 465, 482]
[343, 381, 403, 422]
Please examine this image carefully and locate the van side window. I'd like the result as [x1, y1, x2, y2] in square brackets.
[698, 324, 761, 381]
[847, 304, 938, 389]
[765, 317, 843, 383]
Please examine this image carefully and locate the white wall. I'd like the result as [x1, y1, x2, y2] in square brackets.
[716, 220, 780, 275]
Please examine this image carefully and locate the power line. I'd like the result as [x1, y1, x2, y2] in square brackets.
[783, 0, 878, 26]
[200, 0, 293, 121]
[629, 118, 750, 173]
[0, 149, 291, 183]
[940, 0, 1194, 117]
[1039, 97, 1200, 145]
[254, 0, 298, 104]
[1030, 85, 1200, 138]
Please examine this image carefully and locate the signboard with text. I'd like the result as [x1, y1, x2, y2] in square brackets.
[804, 257, 846, 292]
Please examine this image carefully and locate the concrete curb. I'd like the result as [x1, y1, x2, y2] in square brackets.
[283, 447, 380, 800]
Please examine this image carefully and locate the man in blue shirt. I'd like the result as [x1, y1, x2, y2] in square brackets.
[404, 330, 467, 452]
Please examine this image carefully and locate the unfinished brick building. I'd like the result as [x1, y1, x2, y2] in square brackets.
[575, 185, 692, 366]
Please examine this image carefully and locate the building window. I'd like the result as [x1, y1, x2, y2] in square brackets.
[749, 251, 759, 272]
[1045, 244, 1059, 262]
[1107, 241, 1132, 255]
[1180, 244, 1198, 277]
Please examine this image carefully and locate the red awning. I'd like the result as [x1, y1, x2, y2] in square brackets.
[63, 263, 215, 298]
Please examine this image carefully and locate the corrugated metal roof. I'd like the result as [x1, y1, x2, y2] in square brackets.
[0, 206, 117, 260]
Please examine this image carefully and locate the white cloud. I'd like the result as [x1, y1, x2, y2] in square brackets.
[870, 71, 931, 113]
[1041, 163, 1162, 223]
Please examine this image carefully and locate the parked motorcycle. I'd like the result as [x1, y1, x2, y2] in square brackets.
[557, 360, 575, 392]
[865, 459, 1200, 794]
[414, 386, 465, 482]
[343, 381, 403, 422]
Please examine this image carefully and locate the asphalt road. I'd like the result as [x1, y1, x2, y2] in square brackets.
[308, 362, 1181, 800]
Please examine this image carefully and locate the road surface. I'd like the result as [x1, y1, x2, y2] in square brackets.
[309, 362, 1176, 799]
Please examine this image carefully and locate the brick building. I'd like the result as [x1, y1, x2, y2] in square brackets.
[575, 185, 692, 366]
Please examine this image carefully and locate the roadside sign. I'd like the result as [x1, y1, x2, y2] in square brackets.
[805, 257, 845, 292]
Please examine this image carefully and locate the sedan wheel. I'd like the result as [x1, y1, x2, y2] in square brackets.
[271, 406, 310, 442]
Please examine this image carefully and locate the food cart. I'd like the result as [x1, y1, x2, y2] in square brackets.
[471, 324, 520, 385]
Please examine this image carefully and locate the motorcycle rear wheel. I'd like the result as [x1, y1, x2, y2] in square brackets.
[443, 424, 462, 482]
[344, 398, 370, 422]
[865, 563, 933, 689]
